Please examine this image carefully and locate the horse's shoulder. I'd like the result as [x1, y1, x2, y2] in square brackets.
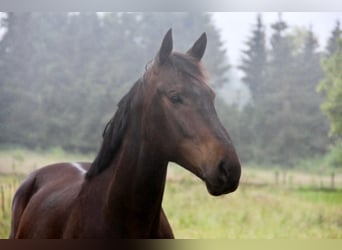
[36, 162, 90, 177]
[25, 162, 90, 194]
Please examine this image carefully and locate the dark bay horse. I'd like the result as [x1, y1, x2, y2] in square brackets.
[9, 29, 241, 238]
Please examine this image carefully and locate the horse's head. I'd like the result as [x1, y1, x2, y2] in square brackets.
[142, 29, 241, 196]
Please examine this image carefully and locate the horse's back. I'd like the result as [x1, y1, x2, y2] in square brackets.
[9, 162, 90, 238]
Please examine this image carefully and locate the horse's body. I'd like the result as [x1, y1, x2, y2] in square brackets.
[10, 29, 241, 238]
[10, 162, 172, 238]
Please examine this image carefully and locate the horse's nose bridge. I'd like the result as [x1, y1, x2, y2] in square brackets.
[216, 140, 239, 166]
[199, 131, 237, 167]
[194, 107, 240, 167]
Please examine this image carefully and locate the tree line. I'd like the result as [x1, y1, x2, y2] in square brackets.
[235, 14, 341, 166]
[0, 12, 341, 168]
[0, 12, 228, 152]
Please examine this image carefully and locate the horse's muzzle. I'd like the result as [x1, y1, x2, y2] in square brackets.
[204, 159, 241, 196]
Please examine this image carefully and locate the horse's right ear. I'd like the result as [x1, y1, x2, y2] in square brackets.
[187, 32, 207, 61]
[156, 29, 173, 65]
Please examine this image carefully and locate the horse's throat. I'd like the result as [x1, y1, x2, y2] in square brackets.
[105, 138, 168, 235]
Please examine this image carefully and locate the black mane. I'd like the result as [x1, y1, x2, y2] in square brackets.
[86, 79, 141, 179]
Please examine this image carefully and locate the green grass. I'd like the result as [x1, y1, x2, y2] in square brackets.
[0, 147, 342, 239]
[164, 168, 342, 238]
[0, 175, 23, 238]
[292, 188, 342, 204]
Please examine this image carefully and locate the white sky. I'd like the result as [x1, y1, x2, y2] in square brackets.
[211, 12, 342, 66]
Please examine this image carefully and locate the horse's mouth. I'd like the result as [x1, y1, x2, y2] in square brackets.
[204, 179, 239, 196]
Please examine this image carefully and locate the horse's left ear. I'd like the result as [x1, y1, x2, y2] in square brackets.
[187, 32, 207, 61]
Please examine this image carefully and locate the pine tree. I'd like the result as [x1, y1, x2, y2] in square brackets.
[326, 20, 341, 56]
[255, 13, 296, 164]
[256, 19, 329, 165]
[318, 39, 342, 137]
[0, 13, 38, 146]
[237, 14, 267, 162]
[318, 39, 342, 167]
[239, 14, 266, 103]
[135, 12, 230, 88]
[270, 14, 291, 69]
[292, 28, 329, 157]
[0, 12, 232, 152]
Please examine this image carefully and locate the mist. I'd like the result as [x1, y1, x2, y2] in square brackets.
[0, 12, 340, 167]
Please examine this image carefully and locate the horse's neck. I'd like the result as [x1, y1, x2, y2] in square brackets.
[105, 134, 168, 236]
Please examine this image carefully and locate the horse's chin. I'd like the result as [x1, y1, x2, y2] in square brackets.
[205, 180, 239, 196]
[173, 161, 240, 196]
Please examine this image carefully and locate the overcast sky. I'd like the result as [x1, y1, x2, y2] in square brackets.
[211, 12, 342, 66]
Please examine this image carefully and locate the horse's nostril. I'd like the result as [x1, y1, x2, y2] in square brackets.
[218, 160, 229, 181]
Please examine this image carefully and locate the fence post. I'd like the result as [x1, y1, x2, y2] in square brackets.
[288, 175, 293, 188]
[0, 185, 5, 218]
[331, 172, 335, 189]
[275, 171, 279, 185]
[282, 171, 287, 186]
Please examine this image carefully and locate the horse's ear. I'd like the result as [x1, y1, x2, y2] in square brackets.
[156, 28, 173, 65]
[187, 32, 207, 61]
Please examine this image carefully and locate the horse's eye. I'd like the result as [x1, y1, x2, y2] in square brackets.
[170, 94, 183, 104]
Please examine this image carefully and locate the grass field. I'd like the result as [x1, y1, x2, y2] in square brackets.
[0, 147, 341, 238]
[165, 167, 342, 238]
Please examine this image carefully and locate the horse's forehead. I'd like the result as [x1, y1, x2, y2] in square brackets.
[175, 73, 212, 96]
[145, 58, 211, 97]
[157, 68, 208, 89]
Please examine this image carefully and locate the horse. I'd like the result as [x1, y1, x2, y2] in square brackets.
[9, 29, 241, 238]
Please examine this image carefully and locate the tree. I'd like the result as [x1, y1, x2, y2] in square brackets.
[239, 14, 266, 103]
[245, 14, 329, 165]
[318, 39, 342, 167]
[291, 27, 329, 157]
[237, 14, 267, 162]
[0, 12, 232, 152]
[0, 13, 50, 146]
[254, 14, 297, 164]
[318, 39, 342, 137]
[136, 12, 230, 88]
[326, 20, 341, 56]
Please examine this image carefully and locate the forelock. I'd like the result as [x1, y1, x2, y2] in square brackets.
[168, 53, 207, 82]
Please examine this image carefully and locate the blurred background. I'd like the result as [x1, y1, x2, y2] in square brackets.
[0, 12, 341, 238]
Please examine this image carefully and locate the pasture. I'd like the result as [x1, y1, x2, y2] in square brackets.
[0, 148, 341, 238]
